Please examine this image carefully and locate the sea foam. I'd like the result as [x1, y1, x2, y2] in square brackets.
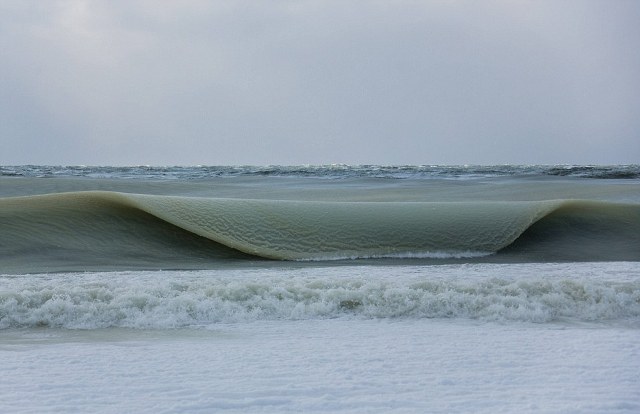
[2, 263, 639, 329]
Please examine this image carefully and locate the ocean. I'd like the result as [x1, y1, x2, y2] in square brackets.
[1, 165, 639, 413]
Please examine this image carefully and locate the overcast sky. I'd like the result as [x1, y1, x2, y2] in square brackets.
[1, 0, 639, 166]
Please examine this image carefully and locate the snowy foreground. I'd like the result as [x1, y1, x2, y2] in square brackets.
[2, 318, 639, 413]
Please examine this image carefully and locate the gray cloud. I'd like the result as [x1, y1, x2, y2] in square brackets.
[1, 0, 639, 165]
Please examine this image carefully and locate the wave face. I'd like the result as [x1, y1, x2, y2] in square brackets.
[1, 191, 639, 273]
[1, 264, 639, 328]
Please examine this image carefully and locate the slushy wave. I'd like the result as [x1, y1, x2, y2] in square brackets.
[1, 191, 639, 273]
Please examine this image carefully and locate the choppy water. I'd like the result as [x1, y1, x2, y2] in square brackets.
[2, 164, 639, 179]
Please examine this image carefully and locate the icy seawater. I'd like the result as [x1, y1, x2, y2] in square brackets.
[1, 165, 640, 413]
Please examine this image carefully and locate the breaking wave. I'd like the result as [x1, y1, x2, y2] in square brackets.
[1, 264, 639, 328]
[1, 191, 639, 273]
